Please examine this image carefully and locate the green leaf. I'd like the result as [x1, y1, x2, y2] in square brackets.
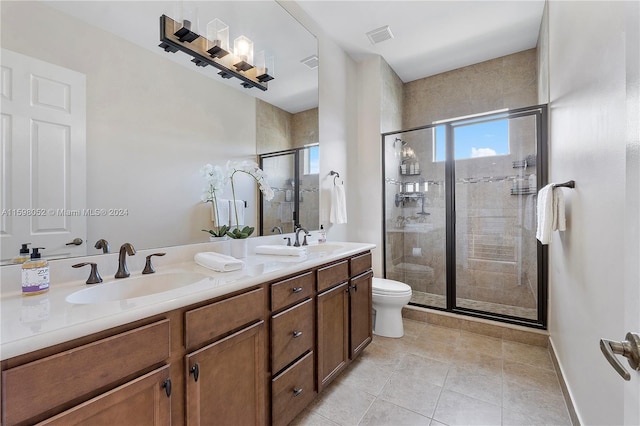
[225, 225, 254, 239]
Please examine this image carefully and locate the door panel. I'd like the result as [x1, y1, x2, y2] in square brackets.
[0, 48, 86, 263]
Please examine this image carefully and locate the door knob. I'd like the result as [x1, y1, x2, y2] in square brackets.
[599, 332, 640, 381]
[66, 238, 83, 246]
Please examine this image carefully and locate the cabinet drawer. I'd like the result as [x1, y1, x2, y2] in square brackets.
[271, 351, 315, 426]
[317, 260, 349, 293]
[185, 287, 264, 350]
[350, 251, 372, 277]
[2, 319, 170, 426]
[271, 298, 314, 374]
[271, 272, 313, 312]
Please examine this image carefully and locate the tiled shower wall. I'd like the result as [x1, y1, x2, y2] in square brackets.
[386, 49, 539, 316]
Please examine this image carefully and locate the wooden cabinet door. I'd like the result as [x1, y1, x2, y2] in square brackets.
[316, 283, 349, 391]
[349, 272, 373, 359]
[185, 321, 266, 426]
[38, 366, 171, 426]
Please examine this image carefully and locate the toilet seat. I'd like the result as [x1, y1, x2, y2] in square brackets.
[372, 278, 412, 296]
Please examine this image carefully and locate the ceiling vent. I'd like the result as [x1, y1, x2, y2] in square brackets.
[300, 55, 319, 69]
[366, 25, 394, 45]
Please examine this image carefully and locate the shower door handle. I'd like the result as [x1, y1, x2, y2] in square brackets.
[599, 332, 640, 381]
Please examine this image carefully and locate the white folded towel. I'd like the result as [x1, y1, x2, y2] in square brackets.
[552, 188, 566, 232]
[330, 183, 348, 224]
[536, 183, 567, 245]
[194, 252, 244, 272]
[255, 245, 307, 257]
[213, 199, 231, 227]
[230, 199, 245, 227]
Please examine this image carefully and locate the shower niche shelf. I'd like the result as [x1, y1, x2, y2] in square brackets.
[510, 188, 537, 195]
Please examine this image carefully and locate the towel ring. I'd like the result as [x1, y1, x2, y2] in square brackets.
[330, 170, 342, 185]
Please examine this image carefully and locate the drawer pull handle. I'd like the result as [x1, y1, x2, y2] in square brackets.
[292, 287, 303, 293]
[162, 379, 172, 397]
[292, 331, 303, 338]
[190, 363, 200, 382]
[293, 388, 303, 397]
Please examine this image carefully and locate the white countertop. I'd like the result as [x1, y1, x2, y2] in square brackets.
[0, 238, 375, 361]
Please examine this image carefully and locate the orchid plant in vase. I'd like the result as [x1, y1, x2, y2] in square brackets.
[226, 160, 275, 239]
[200, 163, 230, 238]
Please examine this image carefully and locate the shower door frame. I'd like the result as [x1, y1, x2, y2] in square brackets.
[381, 104, 549, 329]
[258, 144, 319, 235]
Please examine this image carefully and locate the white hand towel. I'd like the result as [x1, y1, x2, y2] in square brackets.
[229, 199, 245, 227]
[536, 184, 554, 244]
[537, 184, 567, 244]
[194, 252, 244, 272]
[255, 245, 307, 257]
[212, 199, 231, 227]
[330, 184, 347, 224]
[553, 188, 566, 231]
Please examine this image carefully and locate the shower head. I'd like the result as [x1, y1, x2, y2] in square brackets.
[394, 137, 407, 147]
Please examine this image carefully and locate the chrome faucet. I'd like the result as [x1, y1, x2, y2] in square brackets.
[271, 226, 283, 234]
[115, 243, 136, 278]
[294, 227, 310, 247]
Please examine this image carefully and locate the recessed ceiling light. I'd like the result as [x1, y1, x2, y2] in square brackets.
[300, 55, 319, 69]
[366, 25, 394, 45]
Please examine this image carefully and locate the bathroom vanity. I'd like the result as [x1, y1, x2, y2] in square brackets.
[0, 242, 374, 425]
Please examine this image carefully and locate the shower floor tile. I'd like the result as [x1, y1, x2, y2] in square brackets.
[291, 319, 571, 426]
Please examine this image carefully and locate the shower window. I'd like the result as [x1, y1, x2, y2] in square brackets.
[433, 115, 510, 161]
[383, 105, 548, 328]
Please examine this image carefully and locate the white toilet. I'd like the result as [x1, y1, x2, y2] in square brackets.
[372, 278, 413, 338]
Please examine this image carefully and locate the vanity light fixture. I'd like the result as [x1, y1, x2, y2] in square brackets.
[158, 15, 274, 91]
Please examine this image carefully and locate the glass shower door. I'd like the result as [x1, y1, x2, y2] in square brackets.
[383, 128, 447, 309]
[452, 112, 539, 320]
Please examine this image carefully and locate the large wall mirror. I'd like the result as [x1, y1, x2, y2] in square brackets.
[0, 1, 318, 264]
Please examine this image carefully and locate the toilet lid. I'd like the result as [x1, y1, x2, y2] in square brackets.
[372, 278, 412, 295]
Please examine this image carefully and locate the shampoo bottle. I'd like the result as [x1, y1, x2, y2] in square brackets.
[12, 243, 31, 264]
[22, 247, 50, 296]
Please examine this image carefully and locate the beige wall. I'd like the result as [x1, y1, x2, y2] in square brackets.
[545, 1, 639, 424]
[256, 100, 318, 154]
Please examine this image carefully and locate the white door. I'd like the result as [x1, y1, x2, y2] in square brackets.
[1, 49, 86, 263]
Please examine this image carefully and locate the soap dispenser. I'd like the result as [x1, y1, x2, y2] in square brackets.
[12, 243, 31, 264]
[22, 247, 50, 296]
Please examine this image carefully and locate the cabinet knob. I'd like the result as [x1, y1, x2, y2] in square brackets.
[292, 331, 303, 338]
[292, 287, 303, 293]
[162, 378, 172, 397]
[292, 388, 303, 397]
[190, 363, 200, 382]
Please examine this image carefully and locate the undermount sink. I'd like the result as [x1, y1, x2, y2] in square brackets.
[305, 243, 344, 254]
[66, 271, 209, 304]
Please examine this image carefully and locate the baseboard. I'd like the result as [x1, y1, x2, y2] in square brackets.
[549, 338, 581, 426]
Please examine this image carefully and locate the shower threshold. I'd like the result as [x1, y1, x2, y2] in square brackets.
[410, 291, 537, 320]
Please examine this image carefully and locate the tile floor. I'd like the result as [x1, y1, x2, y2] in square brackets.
[292, 319, 572, 426]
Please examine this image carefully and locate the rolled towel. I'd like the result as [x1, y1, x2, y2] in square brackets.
[255, 245, 308, 257]
[194, 252, 244, 272]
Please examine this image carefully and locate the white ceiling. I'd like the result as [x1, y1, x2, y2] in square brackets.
[298, 0, 546, 83]
[38, 1, 545, 113]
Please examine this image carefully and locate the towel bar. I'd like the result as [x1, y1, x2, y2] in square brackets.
[553, 180, 575, 189]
